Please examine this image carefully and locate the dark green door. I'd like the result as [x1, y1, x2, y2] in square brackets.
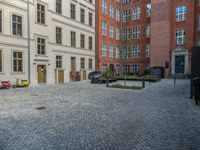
[175, 55, 185, 74]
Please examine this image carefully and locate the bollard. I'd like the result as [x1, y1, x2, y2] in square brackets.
[174, 75, 176, 85]
[142, 78, 145, 88]
[106, 79, 109, 87]
[190, 77, 193, 99]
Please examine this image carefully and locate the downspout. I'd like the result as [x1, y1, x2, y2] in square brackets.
[27, 0, 31, 83]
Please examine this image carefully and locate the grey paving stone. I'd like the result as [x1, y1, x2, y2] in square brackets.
[0, 79, 200, 150]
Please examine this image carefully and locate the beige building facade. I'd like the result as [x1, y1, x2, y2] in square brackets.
[0, 0, 95, 84]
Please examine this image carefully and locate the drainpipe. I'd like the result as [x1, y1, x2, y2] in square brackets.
[27, 0, 31, 84]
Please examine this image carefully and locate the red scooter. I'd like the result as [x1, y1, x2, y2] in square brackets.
[0, 81, 11, 89]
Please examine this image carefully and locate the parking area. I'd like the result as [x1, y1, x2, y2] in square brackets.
[0, 79, 200, 150]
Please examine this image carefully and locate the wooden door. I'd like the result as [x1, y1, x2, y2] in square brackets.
[70, 57, 76, 81]
[38, 65, 46, 83]
[58, 70, 64, 83]
[83, 70, 87, 80]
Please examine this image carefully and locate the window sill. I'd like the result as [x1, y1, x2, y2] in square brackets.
[10, 72, 25, 75]
[35, 22, 48, 27]
[35, 54, 48, 57]
[0, 72, 5, 75]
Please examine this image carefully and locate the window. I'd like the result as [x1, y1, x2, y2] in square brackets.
[0, 11, 2, 33]
[146, 24, 150, 38]
[122, 65, 129, 75]
[80, 34, 85, 48]
[89, 0, 93, 4]
[132, 26, 140, 39]
[102, 0, 107, 15]
[71, 31, 76, 47]
[71, 4, 76, 20]
[89, 36, 93, 50]
[123, 0, 130, 4]
[102, 64, 107, 72]
[0, 50, 2, 72]
[146, 44, 150, 57]
[122, 28, 131, 40]
[37, 3, 45, 24]
[123, 9, 131, 23]
[116, 27, 120, 40]
[146, 4, 151, 17]
[122, 46, 130, 59]
[132, 45, 140, 58]
[80, 58, 85, 69]
[37, 38, 46, 55]
[12, 15, 22, 36]
[109, 45, 114, 58]
[102, 21, 107, 36]
[132, 65, 140, 75]
[102, 43, 107, 57]
[198, 38, 200, 46]
[89, 12, 93, 26]
[176, 5, 186, 22]
[116, 46, 120, 59]
[56, 0, 62, 14]
[89, 59, 93, 69]
[109, 25, 114, 38]
[56, 55, 62, 68]
[80, 8, 85, 23]
[176, 29, 186, 45]
[116, 64, 120, 75]
[116, 9, 120, 22]
[56, 27, 62, 44]
[132, 7, 141, 20]
[198, 15, 200, 31]
[110, 4, 114, 19]
[13, 51, 23, 72]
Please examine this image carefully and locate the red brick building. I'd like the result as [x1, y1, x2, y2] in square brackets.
[96, 0, 199, 77]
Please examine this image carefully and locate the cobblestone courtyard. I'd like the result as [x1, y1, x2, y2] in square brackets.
[0, 80, 200, 150]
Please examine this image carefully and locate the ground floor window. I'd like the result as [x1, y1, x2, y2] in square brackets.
[13, 51, 23, 72]
[89, 59, 93, 69]
[116, 64, 120, 75]
[132, 65, 140, 75]
[122, 65, 129, 74]
[56, 55, 62, 68]
[80, 58, 85, 69]
[0, 50, 2, 72]
[102, 64, 107, 73]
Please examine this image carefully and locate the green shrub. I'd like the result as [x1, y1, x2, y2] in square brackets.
[110, 84, 143, 90]
[102, 71, 113, 79]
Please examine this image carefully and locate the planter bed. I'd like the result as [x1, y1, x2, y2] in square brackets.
[109, 84, 143, 90]
[116, 76, 160, 82]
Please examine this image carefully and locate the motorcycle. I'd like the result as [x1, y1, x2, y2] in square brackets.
[13, 78, 29, 88]
[0, 81, 11, 89]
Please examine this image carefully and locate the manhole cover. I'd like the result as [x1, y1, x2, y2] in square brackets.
[36, 107, 46, 110]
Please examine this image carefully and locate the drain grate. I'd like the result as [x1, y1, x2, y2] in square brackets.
[36, 107, 46, 110]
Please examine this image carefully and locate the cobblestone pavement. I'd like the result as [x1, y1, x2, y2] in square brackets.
[0, 79, 200, 150]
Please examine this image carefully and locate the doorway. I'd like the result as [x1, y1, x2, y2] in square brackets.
[82, 70, 87, 80]
[37, 65, 46, 83]
[58, 70, 64, 83]
[175, 55, 185, 74]
[70, 57, 76, 81]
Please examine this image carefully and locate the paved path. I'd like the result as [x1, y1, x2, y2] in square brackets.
[0, 79, 200, 150]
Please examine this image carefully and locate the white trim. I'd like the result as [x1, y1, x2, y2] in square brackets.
[10, 12, 24, 37]
[11, 49, 24, 73]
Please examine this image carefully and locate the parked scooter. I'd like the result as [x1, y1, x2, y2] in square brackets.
[13, 78, 29, 88]
[0, 81, 11, 89]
